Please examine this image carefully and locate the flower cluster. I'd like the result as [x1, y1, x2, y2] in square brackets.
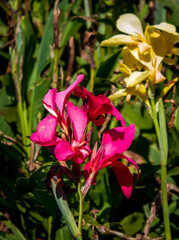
[30, 74, 138, 198]
[101, 13, 179, 104]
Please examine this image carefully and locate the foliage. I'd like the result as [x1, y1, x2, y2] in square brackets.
[0, 0, 179, 239]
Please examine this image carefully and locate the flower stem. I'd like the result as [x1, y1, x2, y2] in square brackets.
[51, 179, 82, 240]
[150, 95, 160, 142]
[78, 183, 84, 235]
[90, 67, 95, 93]
[84, 0, 91, 29]
[52, 48, 58, 89]
[158, 98, 171, 240]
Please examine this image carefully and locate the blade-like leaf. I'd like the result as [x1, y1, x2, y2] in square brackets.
[28, 10, 53, 89]
[96, 50, 121, 78]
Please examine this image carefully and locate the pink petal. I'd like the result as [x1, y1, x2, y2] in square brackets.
[83, 161, 91, 179]
[42, 89, 58, 117]
[56, 74, 84, 117]
[78, 144, 91, 161]
[102, 124, 136, 156]
[30, 132, 60, 146]
[54, 141, 75, 161]
[111, 161, 133, 198]
[67, 102, 87, 142]
[36, 115, 58, 142]
[75, 87, 125, 126]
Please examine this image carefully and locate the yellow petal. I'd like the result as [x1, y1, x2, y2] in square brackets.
[146, 23, 179, 57]
[116, 13, 144, 38]
[155, 70, 166, 84]
[108, 89, 127, 102]
[121, 47, 142, 71]
[138, 41, 151, 55]
[129, 46, 152, 69]
[126, 84, 151, 109]
[153, 22, 179, 43]
[171, 47, 179, 56]
[119, 63, 132, 76]
[127, 84, 147, 98]
[126, 70, 150, 87]
[101, 34, 136, 46]
[159, 78, 179, 98]
[149, 29, 169, 57]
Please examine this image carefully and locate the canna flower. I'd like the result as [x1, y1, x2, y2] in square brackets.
[101, 13, 151, 61]
[30, 75, 84, 146]
[108, 83, 151, 110]
[101, 13, 179, 85]
[42, 74, 84, 132]
[74, 86, 125, 126]
[54, 102, 91, 164]
[30, 115, 60, 146]
[101, 13, 179, 66]
[82, 124, 139, 198]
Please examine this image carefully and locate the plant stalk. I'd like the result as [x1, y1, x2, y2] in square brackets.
[51, 179, 82, 240]
[90, 67, 95, 93]
[158, 98, 171, 240]
[150, 95, 160, 142]
[78, 183, 84, 234]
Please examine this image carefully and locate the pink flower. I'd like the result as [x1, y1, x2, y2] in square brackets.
[43, 74, 84, 131]
[54, 102, 91, 164]
[30, 75, 84, 146]
[82, 124, 139, 198]
[30, 115, 60, 146]
[74, 86, 125, 126]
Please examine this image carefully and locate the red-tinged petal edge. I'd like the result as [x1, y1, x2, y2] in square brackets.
[56, 74, 84, 117]
[102, 124, 136, 156]
[111, 161, 133, 198]
[42, 88, 58, 117]
[67, 101, 87, 142]
[36, 115, 58, 142]
[54, 141, 75, 161]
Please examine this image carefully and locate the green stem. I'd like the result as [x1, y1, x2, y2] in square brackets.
[17, 98, 30, 157]
[11, 47, 30, 157]
[48, 216, 52, 240]
[150, 96, 160, 142]
[90, 67, 94, 93]
[78, 183, 84, 234]
[84, 0, 91, 29]
[51, 179, 82, 240]
[52, 48, 58, 89]
[158, 99, 171, 240]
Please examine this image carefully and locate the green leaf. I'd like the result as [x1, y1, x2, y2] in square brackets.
[121, 102, 153, 130]
[0, 115, 14, 137]
[29, 79, 51, 130]
[28, 10, 53, 89]
[168, 166, 179, 176]
[21, 13, 36, 98]
[158, 0, 179, 27]
[174, 107, 179, 132]
[0, 88, 11, 111]
[51, 179, 82, 240]
[120, 212, 145, 236]
[0, 220, 26, 240]
[96, 50, 121, 78]
[59, 20, 82, 48]
[55, 225, 74, 240]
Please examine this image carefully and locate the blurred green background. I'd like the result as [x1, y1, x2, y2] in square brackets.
[0, 0, 179, 239]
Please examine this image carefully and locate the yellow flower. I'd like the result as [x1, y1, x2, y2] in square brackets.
[108, 83, 151, 109]
[101, 13, 151, 58]
[101, 13, 179, 69]
[145, 22, 179, 64]
[102, 13, 179, 106]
